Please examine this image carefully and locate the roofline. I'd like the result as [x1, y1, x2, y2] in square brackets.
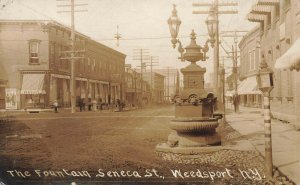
[0, 20, 126, 58]
[239, 25, 260, 48]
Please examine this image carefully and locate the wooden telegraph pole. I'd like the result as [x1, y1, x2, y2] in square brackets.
[57, 0, 87, 113]
[221, 30, 247, 112]
[144, 56, 159, 103]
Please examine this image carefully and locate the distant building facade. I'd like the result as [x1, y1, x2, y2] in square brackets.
[0, 20, 126, 110]
[124, 65, 152, 107]
[152, 68, 178, 102]
[238, 26, 262, 108]
[143, 72, 165, 104]
[245, 0, 300, 124]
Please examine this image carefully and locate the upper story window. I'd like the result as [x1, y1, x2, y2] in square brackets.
[92, 58, 96, 72]
[28, 39, 41, 64]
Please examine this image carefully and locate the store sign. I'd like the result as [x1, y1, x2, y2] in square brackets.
[5, 88, 18, 109]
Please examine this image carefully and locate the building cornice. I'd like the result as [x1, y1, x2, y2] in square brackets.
[0, 20, 126, 59]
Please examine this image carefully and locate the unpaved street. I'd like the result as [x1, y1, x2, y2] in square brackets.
[0, 106, 266, 185]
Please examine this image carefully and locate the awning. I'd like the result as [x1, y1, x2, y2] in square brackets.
[256, 0, 279, 6]
[51, 74, 70, 79]
[88, 79, 109, 84]
[247, 13, 266, 22]
[21, 74, 46, 94]
[251, 4, 273, 14]
[238, 76, 261, 95]
[275, 38, 300, 71]
[75, 77, 88, 81]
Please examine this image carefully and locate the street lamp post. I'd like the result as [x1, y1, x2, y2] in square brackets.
[157, 4, 222, 151]
[205, 5, 220, 101]
[256, 54, 274, 180]
[167, 5, 185, 62]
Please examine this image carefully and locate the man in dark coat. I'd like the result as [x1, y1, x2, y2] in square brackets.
[232, 93, 240, 113]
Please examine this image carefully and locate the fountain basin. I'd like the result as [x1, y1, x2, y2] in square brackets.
[170, 118, 219, 134]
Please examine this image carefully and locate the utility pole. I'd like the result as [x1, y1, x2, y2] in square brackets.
[193, 0, 238, 112]
[143, 56, 159, 103]
[168, 67, 170, 102]
[164, 67, 170, 102]
[114, 25, 122, 47]
[221, 30, 247, 112]
[133, 49, 150, 91]
[57, 0, 87, 113]
[220, 57, 226, 123]
[133, 49, 150, 106]
[175, 70, 180, 95]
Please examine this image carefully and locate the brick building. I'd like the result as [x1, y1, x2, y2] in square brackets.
[124, 65, 152, 107]
[244, 0, 300, 125]
[0, 20, 126, 110]
[238, 26, 262, 107]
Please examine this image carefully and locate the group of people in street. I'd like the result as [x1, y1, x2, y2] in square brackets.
[52, 98, 126, 113]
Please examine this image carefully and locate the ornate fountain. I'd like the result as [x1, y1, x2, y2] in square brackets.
[155, 5, 222, 162]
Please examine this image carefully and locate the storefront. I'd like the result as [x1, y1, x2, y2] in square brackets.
[20, 73, 47, 109]
[237, 76, 262, 108]
[50, 74, 70, 107]
[275, 37, 300, 124]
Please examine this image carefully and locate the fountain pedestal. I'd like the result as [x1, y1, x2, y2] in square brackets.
[155, 30, 222, 163]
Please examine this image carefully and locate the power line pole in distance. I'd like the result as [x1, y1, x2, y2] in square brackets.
[133, 49, 150, 106]
[144, 56, 159, 103]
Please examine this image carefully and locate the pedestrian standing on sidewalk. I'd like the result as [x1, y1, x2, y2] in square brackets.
[79, 98, 84, 112]
[53, 100, 58, 113]
[232, 93, 240, 113]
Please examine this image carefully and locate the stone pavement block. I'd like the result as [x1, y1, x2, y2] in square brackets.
[273, 151, 299, 167]
[272, 123, 295, 133]
[225, 139, 255, 151]
[249, 138, 264, 150]
[272, 136, 298, 152]
[278, 162, 300, 185]
[227, 106, 300, 184]
[280, 130, 300, 142]
[229, 121, 263, 136]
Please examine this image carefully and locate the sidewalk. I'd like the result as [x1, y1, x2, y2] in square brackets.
[226, 106, 300, 184]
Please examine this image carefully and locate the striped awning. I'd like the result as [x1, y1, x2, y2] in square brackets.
[251, 4, 273, 14]
[21, 74, 46, 94]
[247, 13, 266, 22]
[238, 76, 261, 95]
[256, 0, 280, 6]
[275, 38, 300, 71]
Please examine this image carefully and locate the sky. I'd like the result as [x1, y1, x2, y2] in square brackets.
[0, 0, 257, 81]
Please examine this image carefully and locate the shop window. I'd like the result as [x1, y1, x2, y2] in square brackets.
[28, 40, 41, 64]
